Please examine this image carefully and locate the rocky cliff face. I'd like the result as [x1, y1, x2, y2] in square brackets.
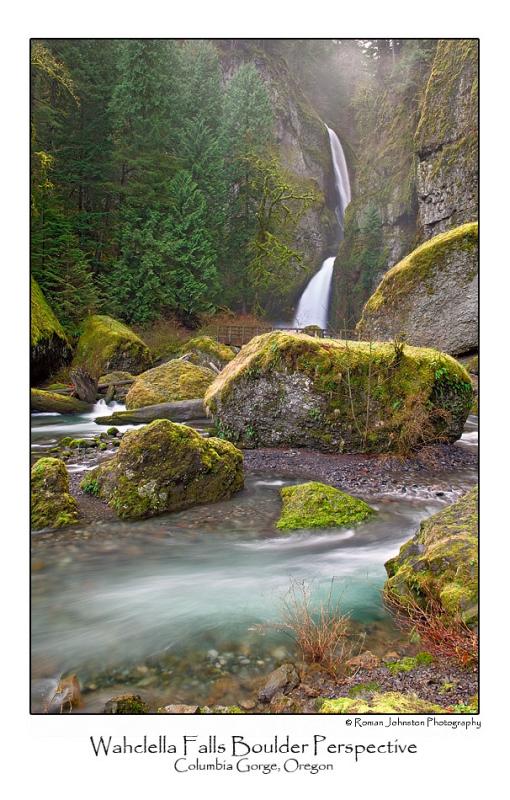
[215, 42, 337, 309]
[415, 40, 478, 239]
[330, 40, 478, 331]
[357, 223, 478, 356]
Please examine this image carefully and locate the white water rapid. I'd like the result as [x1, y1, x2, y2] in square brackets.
[292, 126, 351, 330]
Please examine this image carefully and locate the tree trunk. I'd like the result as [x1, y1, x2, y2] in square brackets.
[70, 368, 98, 403]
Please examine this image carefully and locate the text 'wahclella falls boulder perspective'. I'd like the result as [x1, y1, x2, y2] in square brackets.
[357, 222, 478, 356]
[81, 419, 244, 519]
[204, 331, 472, 453]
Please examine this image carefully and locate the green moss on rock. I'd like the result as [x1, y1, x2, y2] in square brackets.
[104, 694, 149, 714]
[276, 481, 374, 530]
[83, 419, 244, 519]
[31, 277, 71, 383]
[31, 457, 78, 530]
[204, 331, 472, 453]
[385, 487, 478, 624]
[387, 652, 434, 674]
[361, 223, 478, 315]
[179, 336, 235, 370]
[31, 388, 90, 414]
[125, 360, 215, 410]
[318, 692, 443, 714]
[73, 315, 152, 379]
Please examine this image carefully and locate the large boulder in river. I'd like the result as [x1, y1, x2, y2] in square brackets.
[357, 223, 478, 356]
[31, 457, 78, 530]
[72, 315, 152, 378]
[81, 419, 244, 519]
[31, 388, 90, 414]
[204, 331, 472, 454]
[277, 482, 374, 530]
[384, 487, 478, 624]
[125, 361, 215, 410]
[31, 277, 71, 383]
[179, 336, 235, 371]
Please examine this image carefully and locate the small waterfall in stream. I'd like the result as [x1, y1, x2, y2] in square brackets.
[292, 126, 351, 329]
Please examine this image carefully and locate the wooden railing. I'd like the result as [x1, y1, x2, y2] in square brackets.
[215, 325, 360, 347]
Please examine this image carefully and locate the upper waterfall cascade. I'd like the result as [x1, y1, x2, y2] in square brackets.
[292, 126, 351, 329]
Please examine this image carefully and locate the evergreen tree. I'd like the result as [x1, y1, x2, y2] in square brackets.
[221, 64, 274, 309]
[103, 171, 218, 326]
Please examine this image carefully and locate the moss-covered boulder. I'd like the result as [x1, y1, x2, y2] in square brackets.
[98, 370, 134, 385]
[357, 223, 478, 356]
[104, 694, 149, 714]
[277, 481, 373, 530]
[384, 487, 478, 624]
[72, 315, 152, 378]
[179, 336, 235, 371]
[31, 277, 71, 383]
[125, 360, 215, 410]
[81, 419, 244, 519]
[31, 388, 90, 414]
[204, 331, 472, 453]
[31, 457, 78, 530]
[318, 692, 443, 714]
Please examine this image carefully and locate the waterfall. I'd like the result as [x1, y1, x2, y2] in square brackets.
[292, 127, 350, 330]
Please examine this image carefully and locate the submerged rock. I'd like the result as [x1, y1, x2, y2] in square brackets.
[258, 664, 299, 703]
[204, 331, 472, 453]
[179, 336, 235, 371]
[277, 481, 374, 530]
[31, 277, 71, 384]
[104, 694, 149, 714]
[125, 361, 215, 410]
[384, 487, 478, 624]
[318, 692, 443, 714]
[357, 223, 478, 356]
[31, 457, 78, 530]
[31, 388, 90, 414]
[73, 315, 152, 378]
[81, 419, 244, 519]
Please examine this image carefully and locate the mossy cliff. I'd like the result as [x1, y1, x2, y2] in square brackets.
[277, 481, 373, 530]
[72, 315, 152, 378]
[31, 388, 90, 414]
[385, 487, 478, 624]
[330, 39, 478, 329]
[178, 336, 235, 371]
[216, 41, 337, 312]
[31, 277, 71, 383]
[31, 457, 78, 530]
[357, 223, 478, 355]
[205, 331, 472, 453]
[81, 419, 244, 519]
[125, 361, 215, 410]
[415, 40, 478, 238]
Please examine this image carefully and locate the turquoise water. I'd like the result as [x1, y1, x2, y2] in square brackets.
[30, 409, 477, 712]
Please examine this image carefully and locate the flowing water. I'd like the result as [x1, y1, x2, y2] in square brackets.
[292, 127, 351, 329]
[30, 403, 478, 712]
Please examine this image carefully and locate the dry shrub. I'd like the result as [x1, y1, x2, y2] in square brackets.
[269, 579, 364, 678]
[393, 391, 451, 457]
[135, 317, 189, 360]
[384, 588, 478, 669]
